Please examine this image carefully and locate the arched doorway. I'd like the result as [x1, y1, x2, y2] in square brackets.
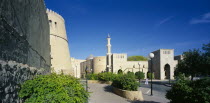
[164, 64, 170, 79]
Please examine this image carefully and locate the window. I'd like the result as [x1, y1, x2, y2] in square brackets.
[163, 51, 170, 54]
[55, 22, 57, 27]
[49, 20, 52, 26]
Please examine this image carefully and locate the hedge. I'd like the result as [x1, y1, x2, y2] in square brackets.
[19, 73, 89, 103]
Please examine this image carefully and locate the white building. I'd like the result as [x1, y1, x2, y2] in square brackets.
[74, 34, 182, 80]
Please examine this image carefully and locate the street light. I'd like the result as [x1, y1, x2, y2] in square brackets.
[91, 69, 93, 74]
[75, 65, 77, 78]
[85, 66, 88, 92]
[149, 53, 154, 96]
[138, 62, 141, 86]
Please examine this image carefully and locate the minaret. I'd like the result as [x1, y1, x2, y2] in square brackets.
[106, 34, 112, 72]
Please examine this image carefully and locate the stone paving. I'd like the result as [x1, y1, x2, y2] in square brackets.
[88, 83, 129, 103]
[139, 83, 170, 103]
[88, 82, 170, 103]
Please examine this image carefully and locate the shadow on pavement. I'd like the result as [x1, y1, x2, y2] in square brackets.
[128, 100, 160, 103]
[103, 85, 113, 93]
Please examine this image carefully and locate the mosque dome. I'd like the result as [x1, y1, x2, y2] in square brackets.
[86, 54, 94, 60]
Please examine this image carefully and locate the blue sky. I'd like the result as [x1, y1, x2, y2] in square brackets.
[45, 0, 210, 59]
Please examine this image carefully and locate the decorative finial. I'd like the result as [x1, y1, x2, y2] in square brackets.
[108, 33, 110, 38]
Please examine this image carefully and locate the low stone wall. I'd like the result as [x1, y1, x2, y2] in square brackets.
[0, 60, 48, 103]
[88, 80, 112, 85]
[113, 87, 144, 101]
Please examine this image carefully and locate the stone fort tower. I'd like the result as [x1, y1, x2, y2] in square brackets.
[46, 9, 73, 75]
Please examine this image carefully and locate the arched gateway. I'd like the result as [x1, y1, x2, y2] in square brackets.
[164, 64, 170, 79]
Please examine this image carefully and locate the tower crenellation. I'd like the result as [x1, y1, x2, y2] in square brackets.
[46, 9, 64, 22]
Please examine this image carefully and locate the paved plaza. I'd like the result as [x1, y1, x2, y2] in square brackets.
[88, 81, 171, 103]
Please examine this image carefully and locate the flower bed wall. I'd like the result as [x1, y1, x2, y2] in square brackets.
[113, 87, 144, 101]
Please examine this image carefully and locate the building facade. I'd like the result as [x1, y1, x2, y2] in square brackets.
[71, 57, 85, 78]
[79, 35, 182, 80]
[46, 9, 73, 75]
[80, 35, 149, 78]
[150, 49, 179, 80]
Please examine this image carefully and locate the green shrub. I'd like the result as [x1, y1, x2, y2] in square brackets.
[127, 71, 135, 78]
[135, 71, 145, 85]
[87, 73, 98, 80]
[19, 73, 89, 103]
[112, 74, 138, 91]
[147, 73, 154, 79]
[175, 72, 186, 80]
[118, 69, 123, 74]
[135, 71, 145, 80]
[98, 72, 116, 81]
[166, 79, 193, 103]
[166, 78, 210, 103]
[191, 78, 210, 103]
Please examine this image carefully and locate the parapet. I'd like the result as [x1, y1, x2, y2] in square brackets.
[46, 9, 64, 22]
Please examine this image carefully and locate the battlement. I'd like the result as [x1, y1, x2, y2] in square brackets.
[46, 9, 64, 22]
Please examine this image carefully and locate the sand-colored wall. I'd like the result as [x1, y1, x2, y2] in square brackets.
[93, 56, 106, 73]
[112, 53, 127, 73]
[160, 49, 176, 80]
[47, 9, 73, 75]
[71, 58, 85, 78]
[152, 49, 178, 80]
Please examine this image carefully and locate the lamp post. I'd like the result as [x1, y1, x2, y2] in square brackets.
[75, 65, 77, 78]
[85, 66, 88, 92]
[169, 71, 171, 85]
[149, 53, 154, 96]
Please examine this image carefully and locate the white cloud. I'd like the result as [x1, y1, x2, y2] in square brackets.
[190, 12, 210, 24]
[156, 16, 174, 26]
[203, 12, 210, 19]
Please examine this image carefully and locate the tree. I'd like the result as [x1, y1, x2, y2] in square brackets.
[147, 72, 154, 79]
[166, 78, 210, 103]
[202, 43, 210, 56]
[135, 71, 145, 84]
[175, 49, 204, 81]
[127, 56, 148, 61]
[202, 43, 210, 75]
